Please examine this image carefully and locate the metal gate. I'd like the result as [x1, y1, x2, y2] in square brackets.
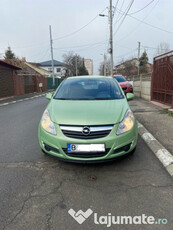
[47, 78, 64, 90]
[151, 51, 173, 107]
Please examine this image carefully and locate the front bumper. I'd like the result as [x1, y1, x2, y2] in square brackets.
[38, 121, 138, 162]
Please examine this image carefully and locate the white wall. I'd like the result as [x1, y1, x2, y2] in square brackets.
[41, 66, 66, 77]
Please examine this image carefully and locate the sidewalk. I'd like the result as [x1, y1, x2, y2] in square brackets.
[129, 97, 173, 155]
[0, 91, 52, 106]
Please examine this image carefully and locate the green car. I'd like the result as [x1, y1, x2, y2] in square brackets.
[38, 76, 138, 162]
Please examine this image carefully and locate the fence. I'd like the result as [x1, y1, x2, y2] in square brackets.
[151, 51, 173, 107]
[128, 73, 151, 101]
[13, 74, 47, 96]
[47, 78, 64, 90]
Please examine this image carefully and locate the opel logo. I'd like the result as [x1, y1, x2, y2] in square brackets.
[82, 126, 90, 135]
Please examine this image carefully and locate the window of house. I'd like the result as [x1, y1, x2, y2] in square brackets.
[56, 68, 61, 73]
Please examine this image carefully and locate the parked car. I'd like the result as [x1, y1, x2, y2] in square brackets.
[113, 75, 133, 94]
[38, 76, 138, 163]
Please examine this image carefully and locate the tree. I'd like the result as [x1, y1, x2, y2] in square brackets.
[156, 42, 170, 56]
[78, 59, 89, 75]
[139, 51, 149, 73]
[3, 47, 26, 70]
[4, 46, 15, 60]
[63, 52, 88, 76]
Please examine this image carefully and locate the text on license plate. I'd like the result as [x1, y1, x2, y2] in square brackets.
[67, 144, 105, 152]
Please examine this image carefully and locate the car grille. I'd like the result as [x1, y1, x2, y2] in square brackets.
[113, 143, 132, 154]
[122, 87, 127, 91]
[62, 148, 110, 158]
[60, 125, 113, 139]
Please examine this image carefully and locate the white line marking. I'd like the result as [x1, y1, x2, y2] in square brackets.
[0, 94, 45, 107]
[138, 122, 143, 128]
[156, 149, 173, 167]
[142, 132, 156, 142]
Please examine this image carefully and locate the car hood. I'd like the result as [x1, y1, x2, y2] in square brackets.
[48, 99, 129, 126]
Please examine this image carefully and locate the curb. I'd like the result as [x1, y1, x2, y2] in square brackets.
[0, 93, 47, 107]
[138, 121, 173, 177]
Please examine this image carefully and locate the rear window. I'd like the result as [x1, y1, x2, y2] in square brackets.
[114, 76, 126, 83]
[54, 77, 124, 100]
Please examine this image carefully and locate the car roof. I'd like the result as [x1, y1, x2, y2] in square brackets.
[113, 75, 124, 77]
[66, 75, 112, 80]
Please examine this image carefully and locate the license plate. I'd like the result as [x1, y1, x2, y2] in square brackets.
[67, 144, 105, 152]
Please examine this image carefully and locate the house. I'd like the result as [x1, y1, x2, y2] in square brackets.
[39, 60, 67, 78]
[114, 58, 153, 76]
[19, 62, 48, 93]
[0, 60, 21, 98]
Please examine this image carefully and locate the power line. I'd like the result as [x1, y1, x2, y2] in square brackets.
[54, 41, 105, 50]
[114, 0, 124, 26]
[128, 14, 173, 35]
[53, 7, 107, 41]
[117, 0, 173, 36]
[116, 48, 138, 59]
[113, 0, 126, 27]
[11, 8, 107, 49]
[128, 0, 155, 15]
[141, 45, 170, 51]
[54, 42, 104, 53]
[113, 0, 119, 17]
[113, 0, 134, 36]
[115, 0, 160, 42]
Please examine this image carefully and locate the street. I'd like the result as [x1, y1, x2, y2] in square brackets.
[0, 96, 173, 230]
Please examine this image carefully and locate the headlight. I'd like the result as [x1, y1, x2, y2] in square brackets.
[41, 109, 56, 135]
[116, 109, 134, 135]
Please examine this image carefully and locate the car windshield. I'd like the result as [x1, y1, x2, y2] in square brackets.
[114, 76, 126, 83]
[54, 77, 124, 100]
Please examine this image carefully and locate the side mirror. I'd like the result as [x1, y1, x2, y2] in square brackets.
[46, 93, 53, 100]
[126, 93, 134, 101]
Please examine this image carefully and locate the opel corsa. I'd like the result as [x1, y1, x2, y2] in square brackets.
[38, 76, 138, 162]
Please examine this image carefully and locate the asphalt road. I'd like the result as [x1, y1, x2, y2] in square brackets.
[0, 96, 173, 230]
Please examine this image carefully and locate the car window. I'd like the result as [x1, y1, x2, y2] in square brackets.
[114, 76, 126, 82]
[54, 78, 124, 100]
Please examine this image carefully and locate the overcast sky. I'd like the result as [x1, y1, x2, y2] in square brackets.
[1, 0, 173, 74]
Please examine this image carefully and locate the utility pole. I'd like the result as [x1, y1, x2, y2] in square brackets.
[104, 54, 106, 76]
[138, 41, 142, 97]
[75, 55, 78, 76]
[99, 0, 114, 76]
[49, 25, 55, 87]
[138, 41, 141, 76]
[110, 0, 113, 77]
